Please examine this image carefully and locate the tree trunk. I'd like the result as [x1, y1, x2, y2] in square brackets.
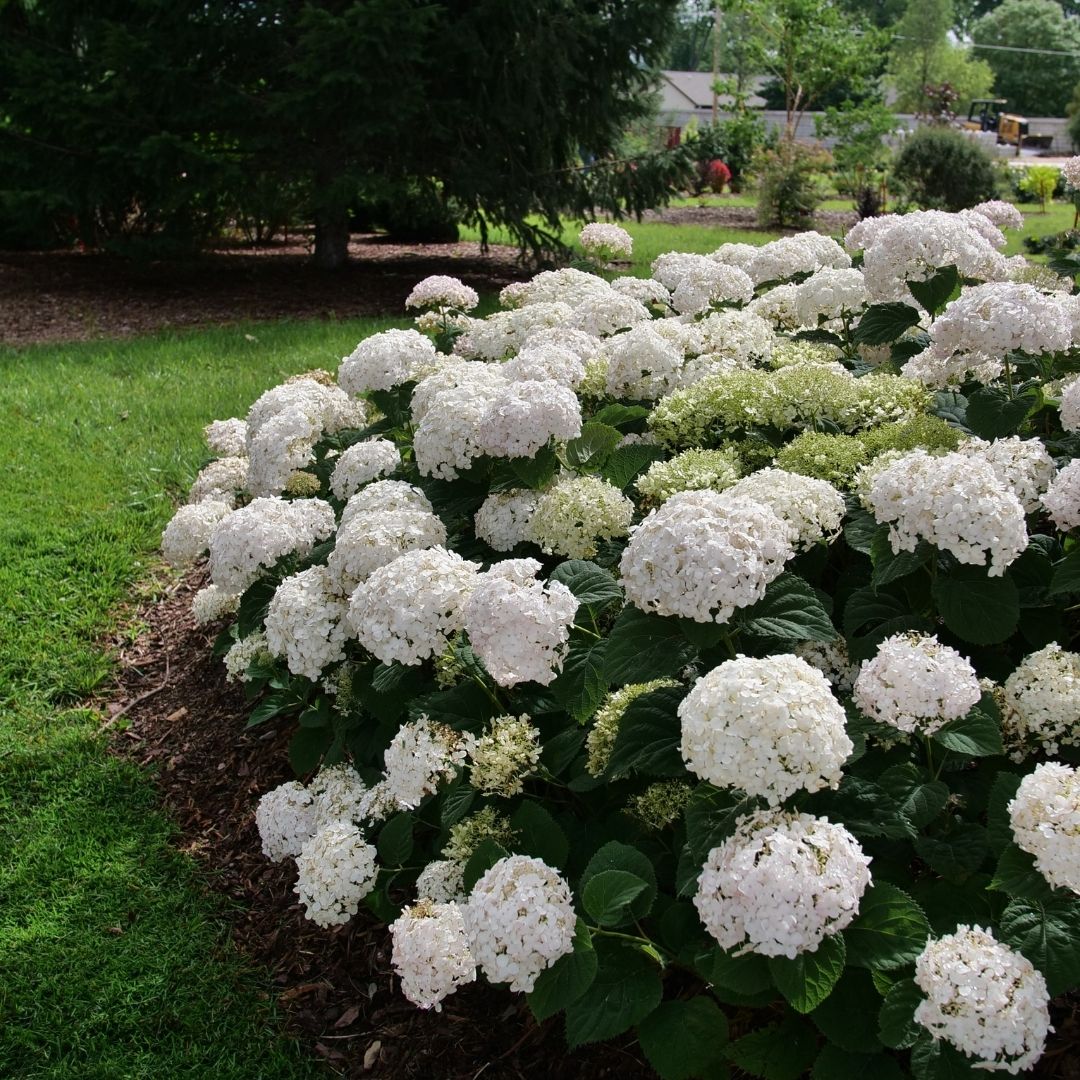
[313, 205, 350, 270]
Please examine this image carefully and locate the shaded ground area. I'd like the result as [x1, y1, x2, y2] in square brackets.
[641, 203, 858, 234]
[106, 571, 657, 1080]
[0, 235, 526, 347]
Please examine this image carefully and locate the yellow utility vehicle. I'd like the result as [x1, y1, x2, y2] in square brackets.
[963, 99, 1055, 150]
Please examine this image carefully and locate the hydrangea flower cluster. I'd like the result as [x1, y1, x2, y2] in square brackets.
[1043, 458, 1080, 531]
[329, 439, 401, 499]
[1009, 762, 1080, 893]
[528, 474, 633, 558]
[467, 714, 541, 797]
[694, 810, 871, 958]
[265, 565, 349, 679]
[579, 222, 632, 261]
[294, 821, 378, 927]
[1002, 644, 1080, 757]
[913, 926, 1051, 1073]
[390, 899, 477, 1010]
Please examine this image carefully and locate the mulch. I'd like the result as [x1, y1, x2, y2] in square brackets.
[104, 569, 658, 1079]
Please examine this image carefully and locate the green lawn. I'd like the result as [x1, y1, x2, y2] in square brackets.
[0, 316, 402, 1080]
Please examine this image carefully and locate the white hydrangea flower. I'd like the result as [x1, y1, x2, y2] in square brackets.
[499, 281, 529, 309]
[694, 308, 775, 365]
[853, 633, 981, 735]
[671, 262, 755, 315]
[462, 855, 576, 993]
[208, 496, 335, 595]
[391, 899, 477, 1010]
[866, 449, 1027, 576]
[1043, 458, 1080, 531]
[187, 456, 248, 507]
[468, 715, 541, 797]
[1062, 157, 1080, 189]
[971, 200, 1025, 229]
[162, 499, 232, 568]
[294, 821, 378, 927]
[794, 267, 869, 325]
[463, 558, 578, 687]
[517, 268, 612, 308]
[748, 283, 803, 329]
[308, 763, 371, 830]
[339, 328, 439, 394]
[329, 439, 401, 500]
[651, 251, 713, 290]
[528, 475, 634, 559]
[340, 479, 433, 527]
[326, 505, 446, 595]
[347, 547, 480, 666]
[454, 303, 574, 360]
[383, 715, 467, 810]
[724, 469, 845, 549]
[914, 926, 1051, 1074]
[264, 566, 348, 680]
[405, 275, 479, 312]
[610, 276, 671, 308]
[223, 631, 271, 683]
[519, 325, 601, 363]
[476, 380, 582, 459]
[1059, 377, 1080, 433]
[416, 859, 467, 903]
[619, 490, 794, 624]
[694, 810, 871, 958]
[635, 447, 741, 502]
[680, 655, 852, 804]
[604, 324, 686, 400]
[255, 780, 317, 862]
[569, 292, 651, 339]
[1002, 644, 1080, 757]
[204, 417, 248, 457]
[501, 344, 586, 389]
[957, 436, 1056, 514]
[710, 241, 760, 271]
[580, 222, 633, 260]
[474, 489, 540, 551]
[1010, 762, 1080, 893]
[747, 232, 851, 285]
[191, 583, 240, 625]
[793, 639, 859, 696]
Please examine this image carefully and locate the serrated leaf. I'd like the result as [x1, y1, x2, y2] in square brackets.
[1049, 547, 1080, 596]
[989, 843, 1057, 903]
[986, 771, 1023, 855]
[870, 529, 931, 587]
[998, 897, 1080, 995]
[735, 573, 836, 642]
[528, 919, 597, 1022]
[606, 684, 687, 780]
[769, 935, 846, 1013]
[548, 559, 623, 612]
[440, 779, 475, 829]
[932, 566, 1019, 646]
[510, 444, 559, 488]
[563, 422, 622, 470]
[966, 385, 1035, 440]
[816, 774, 915, 840]
[931, 708, 1004, 758]
[844, 508, 879, 556]
[408, 681, 496, 734]
[288, 724, 332, 776]
[878, 764, 949, 828]
[701, 947, 773, 997]
[913, 822, 989, 883]
[246, 690, 293, 729]
[842, 586, 909, 638]
[564, 940, 662, 1049]
[601, 443, 667, 490]
[907, 265, 959, 316]
[509, 801, 569, 868]
[637, 998, 729, 1080]
[854, 302, 921, 346]
[844, 883, 931, 971]
[877, 979, 923, 1050]
[931, 390, 969, 428]
[550, 637, 610, 722]
[810, 968, 884, 1053]
[590, 403, 650, 429]
[726, 1017, 818, 1080]
[582, 870, 650, 927]
[376, 813, 414, 866]
[909, 1034, 978, 1079]
[580, 841, 657, 921]
[811, 1046, 905, 1080]
[604, 606, 697, 685]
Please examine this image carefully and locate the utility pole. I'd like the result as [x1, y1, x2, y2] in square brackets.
[712, 1, 722, 123]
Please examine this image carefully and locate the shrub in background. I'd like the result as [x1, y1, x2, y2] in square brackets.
[891, 125, 997, 211]
[754, 142, 829, 228]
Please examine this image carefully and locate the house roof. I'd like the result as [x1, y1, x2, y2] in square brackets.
[659, 70, 767, 111]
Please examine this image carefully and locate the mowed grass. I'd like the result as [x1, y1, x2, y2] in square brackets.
[0, 316, 402, 1080]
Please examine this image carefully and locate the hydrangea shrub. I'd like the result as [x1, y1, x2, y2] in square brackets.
[165, 211, 1080, 1078]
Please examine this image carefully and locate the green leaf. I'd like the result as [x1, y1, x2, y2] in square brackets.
[563, 422, 622, 470]
[932, 566, 1019, 646]
[408, 680, 496, 734]
[439, 779, 474, 829]
[910, 1034, 979, 1080]
[580, 841, 658, 922]
[843, 587, 910, 638]
[931, 390, 968, 428]
[870, 529, 931, 587]
[907, 265, 959, 316]
[288, 725, 332, 775]
[601, 444, 667, 490]
[590, 403, 650, 429]
[735, 573, 836, 642]
[376, 813, 414, 866]
[998, 897, 1080, 995]
[965, 385, 1035, 440]
[1049, 547, 1080, 596]
[819, 774, 915, 841]
[844, 883, 931, 971]
[462, 839, 508, 893]
[246, 690, 293, 729]
[582, 870, 650, 927]
[913, 823, 989, 883]
[603, 606, 697, 685]
[989, 843, 1057, 903]
[509, 801, 569, 868]
[986, 772, 1023, 855]
[810, 968, 884, 1053]
[726, 1017, 818, 1080]
[564, 940, 662, 1049]
[853, 302, 921, 346]
[549, 559, 623, 612]
[769, 934, 846, 1013]
[811, 1046, 905, 1080]
[528, 919, 597, 1022]
[701, 948, 773, 999]
[637, 998, 730, 1080]
[550, 637, 610, 723]
[931, 708, 1004, 758]
[878, 764, 949, 828]
[606, 684, 687, 779]
[510, 444, 559, 488]
[877, 978, 923, 1050]
[844, 508, 879, 556]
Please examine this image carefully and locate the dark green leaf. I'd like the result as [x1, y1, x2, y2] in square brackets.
[462, 839, 508, 893]
[907, 265, 959, 316]
[580, 841, 657, 921]
[877, 978, 923, 1050]
[735, 573, 836, 642]
[637, 998, 729, 1080]
[932, 566, 1019, 646]
[288, 725, 332, 776]
[878, 764, 949, 828]
[818, 774, 915, 840]
[986, 772, 1023, 855]
[564, 940, 662, 1049]
[726, 1017, 818, 1080]
[604, 606, 697, 685]
[606, 684, 687, 780]
[998, 897, 1080, 995]
[528, 919, 597, 1022]
[246, 690, 293, 729]
[989, 843, 1057, 903]
[563, 422, 622, 470]
[550, 637, 610, 723]
[844, 883, 931, 971]
[842, 586, 910, 638]
[932, 709, 1004, 758]
[590, 403, 650, 429]
[870, 529, 930, 587]
[810, 968, 884, 1053]
[549, 560, 623, 612]
[440, 779, 475, 829]
[509, 801, 569, 868]
[913, 823, 989, 883]
[844, 508, 879, 556]
[966, 385, 1035, 440]
[376, 813, 414, 866]
[853, 302, 921, 346]
[812, 1046, 905, 1080]
[910, 1034, 979, 1080]
[700, 948, 773, 1003]
[769, 934, 846, 1013]
[931, 391, 969, 429]
[510, 444, 559, 489]
[408, 681, 496, 734]
[582, 870, 649, 927]
[1049, 547, 1080, 596]
[601, 444, 667, 490]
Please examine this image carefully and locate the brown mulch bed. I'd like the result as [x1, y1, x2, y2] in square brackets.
[0, 235, 528, 348]
[104, 569, 657, 1079]
[641, 203, 859, 235]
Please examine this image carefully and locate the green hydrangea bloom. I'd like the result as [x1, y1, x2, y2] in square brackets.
[636, 447, 742, 502]
[774, 431, 870, 488]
